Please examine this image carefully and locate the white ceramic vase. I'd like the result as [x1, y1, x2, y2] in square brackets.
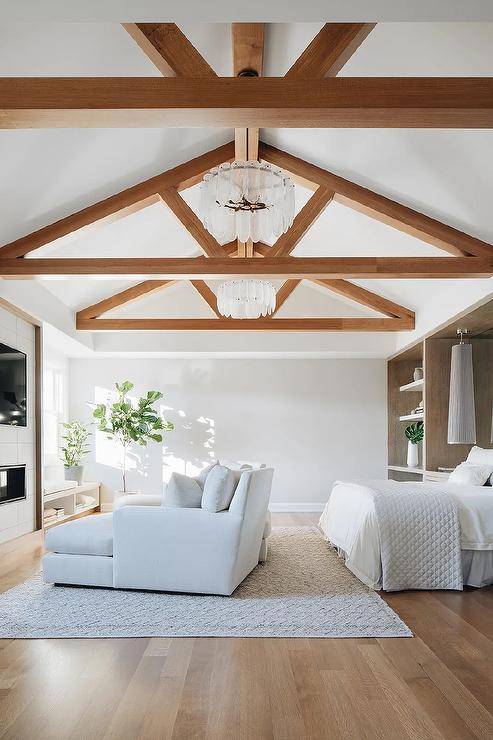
[64, 465, 84, 485]
[407, 441, 419, 468]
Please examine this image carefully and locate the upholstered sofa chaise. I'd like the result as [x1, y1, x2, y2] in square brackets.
[43, 467, 273, 596]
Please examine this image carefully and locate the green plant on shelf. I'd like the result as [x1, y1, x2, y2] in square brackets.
[60, 421, 92, 468]
[405, 421, 424, 445]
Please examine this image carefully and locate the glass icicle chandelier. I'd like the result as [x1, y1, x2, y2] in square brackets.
[199, 161, 295, 244]
[217, 280, 276, 319]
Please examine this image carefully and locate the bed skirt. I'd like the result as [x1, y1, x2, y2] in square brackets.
[462, 550, 493, 588]
[333, 546, 493, 589]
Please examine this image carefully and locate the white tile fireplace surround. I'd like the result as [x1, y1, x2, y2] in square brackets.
[69, 357, 387, 511]
[0, 306, 36, 544]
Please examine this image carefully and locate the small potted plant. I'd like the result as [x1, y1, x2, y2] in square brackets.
[405, 421, 424, 468]
[60, 421, 92, 485]
[93, 381, 173, 494]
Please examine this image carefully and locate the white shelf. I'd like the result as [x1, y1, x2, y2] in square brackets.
[388, 465, 424, 475]
[399, 379, 424, 393]
[399, 413, 424, 422]
[44, 503, 98, 530]
[44, 481, 99, 502]
[43, 482, 100, 530]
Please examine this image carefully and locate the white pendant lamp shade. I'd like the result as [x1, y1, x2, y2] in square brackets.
[199, 161, 295, 244]
[217, 280, 276, 319]
[447, 333, 476, 444]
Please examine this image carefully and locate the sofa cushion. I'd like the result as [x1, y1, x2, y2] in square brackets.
[195, 461, 218, 489]
[114, 493, 162, 510]
[201, 465, 237, 513]
[164, 473, 203, 508]
[45, 513, 113, 557]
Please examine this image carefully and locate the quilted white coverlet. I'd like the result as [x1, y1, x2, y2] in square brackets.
[372, 481, 462, 591]
[320, 480, 471, 591]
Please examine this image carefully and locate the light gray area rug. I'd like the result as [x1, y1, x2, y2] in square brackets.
[0, 527, 411, 638]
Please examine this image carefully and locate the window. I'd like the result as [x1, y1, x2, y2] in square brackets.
[43, 367, 64, 459]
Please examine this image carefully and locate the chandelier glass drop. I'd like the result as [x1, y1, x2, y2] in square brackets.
[217, 280, 276, 319]
[199, 161, 295, 244]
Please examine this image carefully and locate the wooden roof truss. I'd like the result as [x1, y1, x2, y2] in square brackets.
[1, 23, 492, 332]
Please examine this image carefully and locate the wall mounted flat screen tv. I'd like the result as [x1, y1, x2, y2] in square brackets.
[0, 343, 27, 427]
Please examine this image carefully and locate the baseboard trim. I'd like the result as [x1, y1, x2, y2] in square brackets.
[269, 503, 324, 513]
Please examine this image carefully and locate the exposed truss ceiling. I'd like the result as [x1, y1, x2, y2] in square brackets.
[1, 22, 492, 334]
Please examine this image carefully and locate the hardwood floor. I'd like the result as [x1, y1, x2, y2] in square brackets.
[1, 514, 493, 739]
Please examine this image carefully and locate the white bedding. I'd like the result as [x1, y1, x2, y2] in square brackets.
[319, 480, 493, 589]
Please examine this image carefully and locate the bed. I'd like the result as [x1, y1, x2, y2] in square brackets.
[319, 479, 493, 591]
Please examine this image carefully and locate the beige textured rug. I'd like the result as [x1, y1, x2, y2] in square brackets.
[0, 526, 411, 638]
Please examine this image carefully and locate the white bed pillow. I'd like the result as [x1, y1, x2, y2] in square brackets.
[466, 446, 493, 465]
[466, 447, 493, 485]
[448, 462, 493, 486]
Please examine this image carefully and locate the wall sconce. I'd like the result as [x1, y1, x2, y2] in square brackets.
[447, 328, 476, 444]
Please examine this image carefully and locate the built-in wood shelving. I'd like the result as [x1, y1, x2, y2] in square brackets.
[387, 464, 424, 475]
[399, 379, 424, 393]
[399, 413, 424, 422]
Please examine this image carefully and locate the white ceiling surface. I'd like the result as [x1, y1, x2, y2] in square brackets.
[1, 1, 492, 23]
[1, 22, 493, 357]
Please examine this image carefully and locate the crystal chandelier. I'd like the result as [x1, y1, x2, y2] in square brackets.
[217, 280, 276, 319]
[199, 161, 295, 244]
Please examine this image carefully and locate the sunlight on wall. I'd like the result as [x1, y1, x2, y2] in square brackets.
[161, 406, 215, 483]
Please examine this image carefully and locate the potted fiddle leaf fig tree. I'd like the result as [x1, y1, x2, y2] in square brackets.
[93, 380, 173, 494]
[60, 421, 92, 485]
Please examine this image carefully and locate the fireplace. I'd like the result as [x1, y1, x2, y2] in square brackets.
[0, 464, 26, 505]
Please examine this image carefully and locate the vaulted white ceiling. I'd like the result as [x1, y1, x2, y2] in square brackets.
[1, 21, 493, 356]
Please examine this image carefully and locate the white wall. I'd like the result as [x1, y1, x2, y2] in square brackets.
[0, 305, 36, 544]
[69, 358, 387, 510]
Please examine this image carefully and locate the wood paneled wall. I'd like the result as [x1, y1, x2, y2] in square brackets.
[388, 357, 423, 472]
[388, 335, 493, 477]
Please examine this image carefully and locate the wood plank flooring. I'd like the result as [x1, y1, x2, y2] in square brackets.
[1, 514, 493, 739]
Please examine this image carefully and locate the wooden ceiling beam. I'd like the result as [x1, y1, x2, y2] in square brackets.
[76, 317, 413, 332]
[260, 142, 493, 258]
[123, 23, 217, 78]
[159, 188, 225, 258]
[3, 78, 492, 129]
[270, 187, 334, 258]
[272, 280, 301, 315]
[232, 23, 264, 160]
[232, 23, 265, 258]
[77, 280, 175, 319]
[286, 23, 375, 78]
[0, 141, 235, 259]
[312, 279, 414, 319]
[190, 280, 221, 317]
[3, 257, 491, 279]
[232, 23, 265, 78]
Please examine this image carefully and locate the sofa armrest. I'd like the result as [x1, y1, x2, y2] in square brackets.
[113, 505, 242, 594]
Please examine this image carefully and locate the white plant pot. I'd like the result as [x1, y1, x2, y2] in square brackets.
[407, 441, 419, 468]
[64, 465, 84, 485]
